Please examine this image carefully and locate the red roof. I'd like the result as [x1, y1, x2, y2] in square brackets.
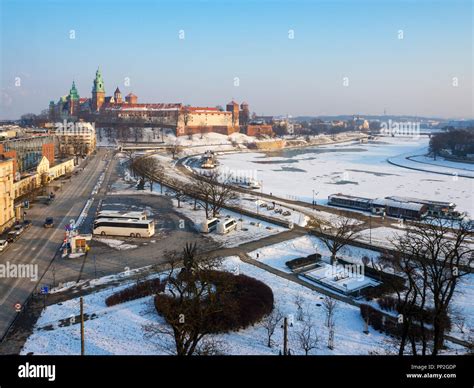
[185, 107, 220, 111]
[103, 102, 181, 110]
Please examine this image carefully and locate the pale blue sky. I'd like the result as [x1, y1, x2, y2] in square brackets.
[0, 0, 472, 119]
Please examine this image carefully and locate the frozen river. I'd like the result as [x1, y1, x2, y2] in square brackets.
[217, 136, 474, 216]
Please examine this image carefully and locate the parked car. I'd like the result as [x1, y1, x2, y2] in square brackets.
[44, 217, 54, 228]
[0, 240, 8, 251]
[7, 231, 18, 242]
[13, 224, 25, 234]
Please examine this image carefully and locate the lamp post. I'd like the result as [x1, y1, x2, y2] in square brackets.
[312, 190, 319, 209]
[369, 213, 372, 244]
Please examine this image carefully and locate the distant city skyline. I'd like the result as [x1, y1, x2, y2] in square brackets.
[0, 0, 472, 120]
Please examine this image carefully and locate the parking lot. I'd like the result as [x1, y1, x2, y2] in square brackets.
[78, 194, 219, 280]
[34, 154, 221, 287]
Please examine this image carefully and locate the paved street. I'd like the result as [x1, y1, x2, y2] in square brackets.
[0, 149, 109, 340]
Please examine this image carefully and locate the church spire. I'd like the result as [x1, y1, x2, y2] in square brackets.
[69, 80, 79, 100]
[91, 67, 106, 111]
[92, 67, 105, 93]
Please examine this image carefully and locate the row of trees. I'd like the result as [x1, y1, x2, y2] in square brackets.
[130, 150, 472, 356]
[374, 219, 473, 355]
[132, 153, 238, 219]
[429, 127, 474, 160]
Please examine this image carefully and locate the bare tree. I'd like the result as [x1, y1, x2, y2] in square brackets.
[123, 149, 136, 176]
[322, 296, 338, 328]
[143, 243, 229, 356]
[374, 250, 428, 355]
[194, 336, 228, 355]
[315, 216, 360, 263]
[181, 105, 191, 128]
[293, 315, 319, 355]
[168, 142, 183, 160]
[389, 217, 473, 355]
[322, 296, 338, 350]
[174, 189, 186, 208]
[294, 294, 305, 321]
[262, 306, 283, 348]
[188, 170, 237, 218]
[153, 163, 166, 194]
[187, 127, 193, 140]
[134, 157, 162, 192]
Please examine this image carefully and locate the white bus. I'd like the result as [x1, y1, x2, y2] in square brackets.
[200, 218, 219, 233]
[217, 218, 237, 234]
[93, 218, 155, 238]
[96, 210, 147, 221]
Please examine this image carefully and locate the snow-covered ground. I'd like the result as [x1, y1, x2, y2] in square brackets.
[409, 154, 474, 175]
[248, 235, 380, 274]
[216, 136, 474, 216]
[22, 256, 392, 355]
[247, 235, 474, 343]
[170, 197, 286, 248]
[112, 154, 288, 247]
[389, 149, 474, 179]
[94, 238, 138, 251]
[357, 226, 404, 247]
[21, 247, 471, 355]
[450, 274, 474, 342]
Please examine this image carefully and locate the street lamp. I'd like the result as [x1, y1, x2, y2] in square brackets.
[312, 190, 319, 208]
[369, 213, 372, 244]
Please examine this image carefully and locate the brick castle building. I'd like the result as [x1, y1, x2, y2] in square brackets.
[49, 69, 272, 137]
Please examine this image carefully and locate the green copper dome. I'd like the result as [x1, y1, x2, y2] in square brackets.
[69, 81, 79, 100]
[92, 67, 105, 93]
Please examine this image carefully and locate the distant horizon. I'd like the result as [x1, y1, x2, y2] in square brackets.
[1, 0, 472, 120]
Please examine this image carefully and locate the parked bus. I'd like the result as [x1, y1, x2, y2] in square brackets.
[218, 218, 237, 234]
[96, 210, 147, 221]
[200, 218, 219, 233]
[93, 218, 155, 238]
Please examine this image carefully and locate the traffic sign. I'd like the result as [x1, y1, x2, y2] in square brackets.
[40, 286, 49, 295]
[14, 303, 22, 312]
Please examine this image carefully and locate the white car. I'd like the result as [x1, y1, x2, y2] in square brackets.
[0, 240, 8, 252]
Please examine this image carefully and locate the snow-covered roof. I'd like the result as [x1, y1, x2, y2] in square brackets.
[385, 196, 455, 208]
[373, 198, 426, 212]
[328, 193, 372, 203]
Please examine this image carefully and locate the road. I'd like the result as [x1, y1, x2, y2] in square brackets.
[0, 149, 110, 341]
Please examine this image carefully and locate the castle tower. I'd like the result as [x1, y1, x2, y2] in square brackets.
[114, 87, 122, 104]
[67, 80, 80, 116]
[125, 92, 137, 104]
[91, 68, 106, 112]
[226, 100, 240, 127]
[239, 101, 249, 126]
